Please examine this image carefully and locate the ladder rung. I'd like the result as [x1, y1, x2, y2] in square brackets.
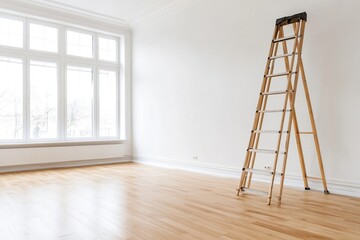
[252, 130, 289, 134]
[257, 109, 292, 113]
[298, 132, 314, 134]
[273, 35, 300, 43]
[265, 71, 296, 78]
[260, 90, 294, 95]
[269, 53, 297, 60]
[247, 148, 286, 154]
[307, 176, 322, 181]
[240, 187, 268, 196]
[243, 168, 283, 176]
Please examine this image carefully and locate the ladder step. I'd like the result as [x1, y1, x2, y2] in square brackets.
[240, 187, 268, 196]
[265, 71, 296, 78]
[261, 90, 294, 95]
[247, 148, 286, 154]
[252, 130, 289, 134]
[257, 109, 292, 113]
[243, 168, 283, 176]
[273, 35, 300, 43]
[269, 53, 297, 60]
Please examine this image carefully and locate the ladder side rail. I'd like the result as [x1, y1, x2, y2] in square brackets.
[237, 26, 280, 195]
[277, 20, 306, 203]
[246, 40, 282, 188]
[267, 23, 301, 205]
[281, 22, 310, 190]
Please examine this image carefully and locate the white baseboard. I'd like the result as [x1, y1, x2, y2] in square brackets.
[133, 155, 360, 198]
[0, 156, 132, 173]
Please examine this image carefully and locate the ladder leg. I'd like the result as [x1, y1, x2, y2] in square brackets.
[267, 24, 301, 205]
[246, 41, 280, 188]
[299, 59, 329, 194]
[237, 26, 279, 195]
[281, 23, 310, 190]
[267, 27, 291, 205]
[275, 22, 302, 204]
[292, 110, 310, 189]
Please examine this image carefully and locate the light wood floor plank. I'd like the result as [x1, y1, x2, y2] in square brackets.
[0, 163, 359, 239]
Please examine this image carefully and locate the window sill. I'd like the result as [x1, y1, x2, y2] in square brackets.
[0, 140, 125, 149]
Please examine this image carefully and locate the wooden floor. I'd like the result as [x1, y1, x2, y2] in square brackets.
[0, 163, 359, 240]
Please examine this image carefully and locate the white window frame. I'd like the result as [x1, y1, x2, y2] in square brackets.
[0, 11, 122, 145]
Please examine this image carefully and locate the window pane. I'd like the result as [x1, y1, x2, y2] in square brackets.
[0, 57, 23, 140]
[67, 30, 93, 58]
[30, 61, 58, 139]
[67, 66, 93, 138]
[0, 18, 23, 48]
[99, 70, 117, 137]
[29, 23, 58, 53]
[99, 37, 117, 62]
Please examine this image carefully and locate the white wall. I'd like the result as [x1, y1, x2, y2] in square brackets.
[132, 0, 360, 195]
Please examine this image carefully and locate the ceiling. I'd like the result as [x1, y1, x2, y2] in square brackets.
[33, 0, 180, 25]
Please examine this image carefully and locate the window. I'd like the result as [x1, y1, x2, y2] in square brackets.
[99, 70, 117, 137]
[30, 61, 58, 139]
[0, 13, 122, 144]
[67, 66, 93, 138]
[99, 37, 117, 62]
[0, 17, 23, 48]
[29, 23, 58, 53]
[0, 57, 23, 140]
[67, 30, 93, 58]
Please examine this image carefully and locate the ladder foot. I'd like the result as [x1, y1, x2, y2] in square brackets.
[305, 187, 310, 190]
[236, 188, 244, 196]
[324, 190, 330, 194]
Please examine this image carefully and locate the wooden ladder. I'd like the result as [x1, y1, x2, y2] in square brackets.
[236, 12, 330, 205]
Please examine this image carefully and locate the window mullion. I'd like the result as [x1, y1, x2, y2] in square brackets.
[116, 70, 120, 139]
[94, 67, 99, 140]
[24, 57, 30, 142]
[60, 25, 66, 141]
[94, 34, 99, 140]
[23, 19, 29, 142]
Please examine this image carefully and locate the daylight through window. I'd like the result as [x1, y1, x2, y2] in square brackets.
[0, 14, 120, 143]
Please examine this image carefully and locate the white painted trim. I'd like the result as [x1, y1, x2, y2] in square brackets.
[0, 1, 130, 34]
[0, 140, 125, 149]
[14, 0, 192, 29]
[130, 0, 192, 29]
[0, 157, 131, 173]
[133, 155, 360, 198]
[16, 0, 128, 27]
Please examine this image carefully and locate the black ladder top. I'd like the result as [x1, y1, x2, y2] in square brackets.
[276, 12, 307, 26]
